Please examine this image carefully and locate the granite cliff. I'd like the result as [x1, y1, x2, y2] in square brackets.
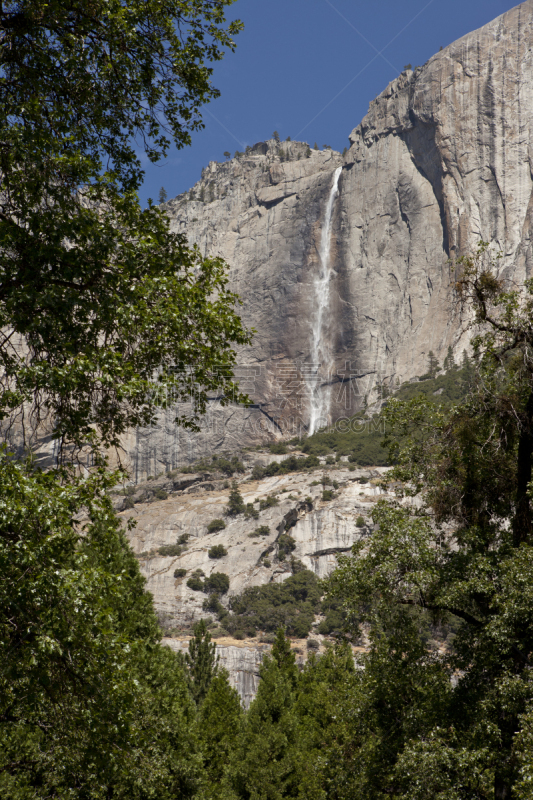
[119, 1, 533, 477]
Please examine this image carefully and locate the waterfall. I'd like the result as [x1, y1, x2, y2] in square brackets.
[307, 166, 342, 435]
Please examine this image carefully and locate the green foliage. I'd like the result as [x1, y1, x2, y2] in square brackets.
[252, 453, 321, 480]
[303, 366, 473, 465]
[317, 595, 349, 637]
[259, 494, 279, 510]
[249, 525, 270, 537]
[273, 130, 280, 143]
[197, 669, 243, 795]
[204, 573, 230, 595]
[226, 480, 246, 516]
[158, 542, 185, 556]
[184, 620, 219, 706]
[0, 454, 201, 798]
[208, 545, 228, 559]
[325, 250, 533, 798]
[187, 570, 205, 592]
[0, 0, 250, 458]
[207, 519, 226, 533]
[202, 594, 226, 616]
[269, 442, 288, 454]
[322, 489, 335, 501]
[154, 488, 169, 500]
[277, 534, 297, 561]
[224, 570, 322, 638]
[174, 568, 187, 579]
[356, 515, 365, 528]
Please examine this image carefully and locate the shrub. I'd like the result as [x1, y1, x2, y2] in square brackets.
[249, 525, 270, 538]
[290, 558, 306, 574]
[325, 455, 335, 465]
[208, 545, 228, 559]
[262, 558, 271, 568]
[211, 454, 245, 476]
[356, 515, 365, 528]
[277, 534, 296, 561]
[204, 572, 230, 595]
[259, 495, 278, 510]
[332, 480, 339, 489]
[252, 464, 265, 481]
[202, 594, 225, 615]
[244, 503, 259, 520]
[322, 490, 335, 501]
[358, 476, 368, 484]
[177, 533, 190, 545]
[211, 628, 230, 639]
[307, 639, 320, 650]
[318, 596, 349, 636]
[186, 575, 204, 591]
[174, 568, 187, 579]
[269, 442, 288, 454]
[154, 488, 168, 500]
[123, 497, 135, 510]
[222, 570, 320, 638]
[233, 630, 246, 640]
[207, 519, 226, 534]
[158, 543, 184, 557]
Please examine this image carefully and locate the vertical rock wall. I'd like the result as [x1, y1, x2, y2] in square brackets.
[122, 1, 533, 473]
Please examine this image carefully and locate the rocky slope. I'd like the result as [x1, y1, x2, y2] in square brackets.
[117, 457, 388, 703]
[120, 1, 533, 476]
[119, 459, 386, 627]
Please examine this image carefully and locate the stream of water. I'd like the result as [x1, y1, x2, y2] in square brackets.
[307, 166, 342, 435]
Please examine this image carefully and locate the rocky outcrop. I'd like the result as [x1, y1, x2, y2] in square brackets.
[117, 2, 533, 476]
[123, 461, 384, 703]
[121, 463, 386, 627]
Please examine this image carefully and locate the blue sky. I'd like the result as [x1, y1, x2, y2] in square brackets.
[140, 0, 519, 206]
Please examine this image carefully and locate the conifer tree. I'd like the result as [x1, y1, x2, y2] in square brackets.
[184, 620, 219, 705]
[443, 345, 455, 371]
[226, 480, 245, 516]
[273, 130, 280, 143]
[227, 629, 300, 798]
[427, 350, 440, 377]
[198, 669, 243, 796]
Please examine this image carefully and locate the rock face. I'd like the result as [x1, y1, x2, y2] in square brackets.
[123, 461, 384, 704]
[119, 1, 533, 475]
[121, 462, 386, 628]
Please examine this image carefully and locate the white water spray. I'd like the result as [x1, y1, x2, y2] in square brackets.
[307, 166, 342, 435]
